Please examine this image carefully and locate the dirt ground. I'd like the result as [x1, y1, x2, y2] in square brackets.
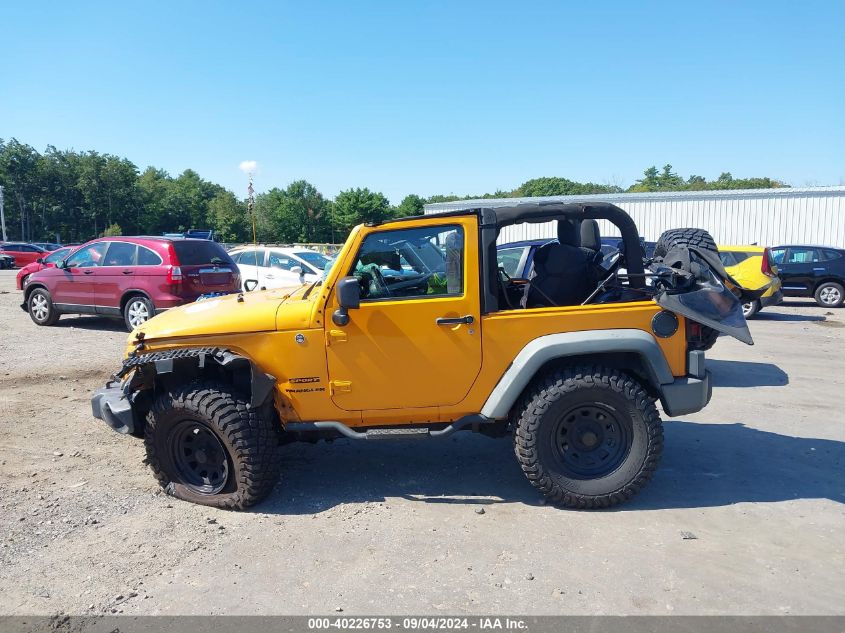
[1, 268, 843, 616]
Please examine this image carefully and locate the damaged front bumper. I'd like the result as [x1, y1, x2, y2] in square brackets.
[91, 383, 136, 435]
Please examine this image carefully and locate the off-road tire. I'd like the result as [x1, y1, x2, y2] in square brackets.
[124, 295, 155, 332]
[814, 281, 844, 308]
[653, 227, 718, 258]
[513, 366, 663, 509]
[654, 227, 721, 350]
[27, 288, 60, 326]
[144, 381, 281, 510]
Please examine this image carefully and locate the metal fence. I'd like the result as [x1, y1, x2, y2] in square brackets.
[424, 186, 845, 247]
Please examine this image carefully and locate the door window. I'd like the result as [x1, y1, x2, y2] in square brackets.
[349, 225, 463, 301]
[770, 248, 786, 264]
[66, 242, 108, 268]
[137, 246, 163, 265]
[786, 248, 821, 264]
[234, 249, 266, 267]
[103, 242, 137, 266]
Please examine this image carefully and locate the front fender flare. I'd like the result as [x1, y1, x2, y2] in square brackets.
[119, 347, 275, 409]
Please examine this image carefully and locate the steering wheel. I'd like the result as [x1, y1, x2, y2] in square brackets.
[369, 266, 392, 297]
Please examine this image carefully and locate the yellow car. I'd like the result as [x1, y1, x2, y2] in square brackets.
[719, 245, 783, 318]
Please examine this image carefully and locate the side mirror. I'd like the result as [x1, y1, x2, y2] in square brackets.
[56, 260, 67, 270]
[244, 279, 259, 292]
[36, 258, 44, 264]
[333, 276, 360, 326]
[290, 265, 302, 275]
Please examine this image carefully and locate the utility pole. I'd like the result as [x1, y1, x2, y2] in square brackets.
[247, 172, 256, 245]
[0, 185, 6, 242]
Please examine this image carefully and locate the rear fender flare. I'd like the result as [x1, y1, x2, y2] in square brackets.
[480, 329, 674, 420]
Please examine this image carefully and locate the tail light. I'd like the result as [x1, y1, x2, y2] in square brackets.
[166, 265, 183, 285]
[686, 319, 703, 343]
[761, 248, 776, 277]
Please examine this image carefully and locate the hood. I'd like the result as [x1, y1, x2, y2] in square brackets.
[131, 287, 310, 342]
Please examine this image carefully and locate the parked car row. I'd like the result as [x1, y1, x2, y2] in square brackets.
[495, 235, 845, 314]
[7, 228, 844, 334]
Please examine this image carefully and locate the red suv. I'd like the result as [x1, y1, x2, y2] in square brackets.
[22, 237, 241, 331]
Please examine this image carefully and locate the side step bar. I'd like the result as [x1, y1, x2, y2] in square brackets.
[285, 414, 492, 441]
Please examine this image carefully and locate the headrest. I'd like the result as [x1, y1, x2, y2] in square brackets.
[580, 219, 601, 251]
[557, 219, 580, 246]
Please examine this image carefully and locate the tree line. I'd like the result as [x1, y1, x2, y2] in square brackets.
[0, 138, 788, 245]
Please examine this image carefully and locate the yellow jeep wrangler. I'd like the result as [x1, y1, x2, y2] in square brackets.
[91, 202, 755, 510]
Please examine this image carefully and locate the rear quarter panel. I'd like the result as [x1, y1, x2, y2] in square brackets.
[438, 301, 687, 421]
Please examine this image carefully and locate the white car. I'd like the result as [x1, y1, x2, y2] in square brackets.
[228, 246, 332, 291]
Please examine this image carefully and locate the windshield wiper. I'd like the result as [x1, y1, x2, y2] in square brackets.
[302, 280, 322, 300]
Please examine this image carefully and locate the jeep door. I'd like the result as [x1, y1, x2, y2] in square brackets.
[325, 218, 482, 412]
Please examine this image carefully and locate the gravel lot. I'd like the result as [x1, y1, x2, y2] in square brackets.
[0, 269, 843, 616]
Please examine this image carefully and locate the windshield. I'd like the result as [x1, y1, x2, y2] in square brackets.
[294, 251, 331, 272]
[44, 248, 71, 264]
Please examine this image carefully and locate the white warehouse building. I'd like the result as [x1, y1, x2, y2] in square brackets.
[424, 186, 845, 248]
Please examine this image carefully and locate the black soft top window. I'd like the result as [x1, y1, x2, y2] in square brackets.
[172, 241, 234, 266]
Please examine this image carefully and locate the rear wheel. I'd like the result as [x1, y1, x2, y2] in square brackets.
[742, 300, 760, 319]
[27, 288, 60, 326]
[144, 382, 281, 509]
[654, 227, 721, 350]
[513, 366, 663, 508]
[124, 295, 154, 331]
[814, 282, 844, 308]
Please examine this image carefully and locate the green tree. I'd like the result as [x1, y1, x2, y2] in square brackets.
[333, 188, 391, 235]
[396, 193, 425, 217]
[515, 176, 621, 197]
[102, 222, 122, 236]
[208, 191, 246, 242]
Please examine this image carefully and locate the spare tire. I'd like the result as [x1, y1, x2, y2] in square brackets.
[654, 227, 718, 258]
[654, 228, 721, 351]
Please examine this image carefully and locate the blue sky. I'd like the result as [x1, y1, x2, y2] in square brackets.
[2, 1, 843, 203]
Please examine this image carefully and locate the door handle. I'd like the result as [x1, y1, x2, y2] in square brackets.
[813, 267, 826, 272]
[83, 270, 94, 275]
[436, 315, 474, 326]
[122, 270, 133, 275]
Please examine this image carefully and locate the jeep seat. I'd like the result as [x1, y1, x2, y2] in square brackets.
[522, 219, 595, 308]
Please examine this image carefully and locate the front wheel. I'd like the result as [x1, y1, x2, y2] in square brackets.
[144, 382, 281, 509]
[815, 282, 844, 308]
[513, 366, 663, 508]
[27, 288, 60, 326]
